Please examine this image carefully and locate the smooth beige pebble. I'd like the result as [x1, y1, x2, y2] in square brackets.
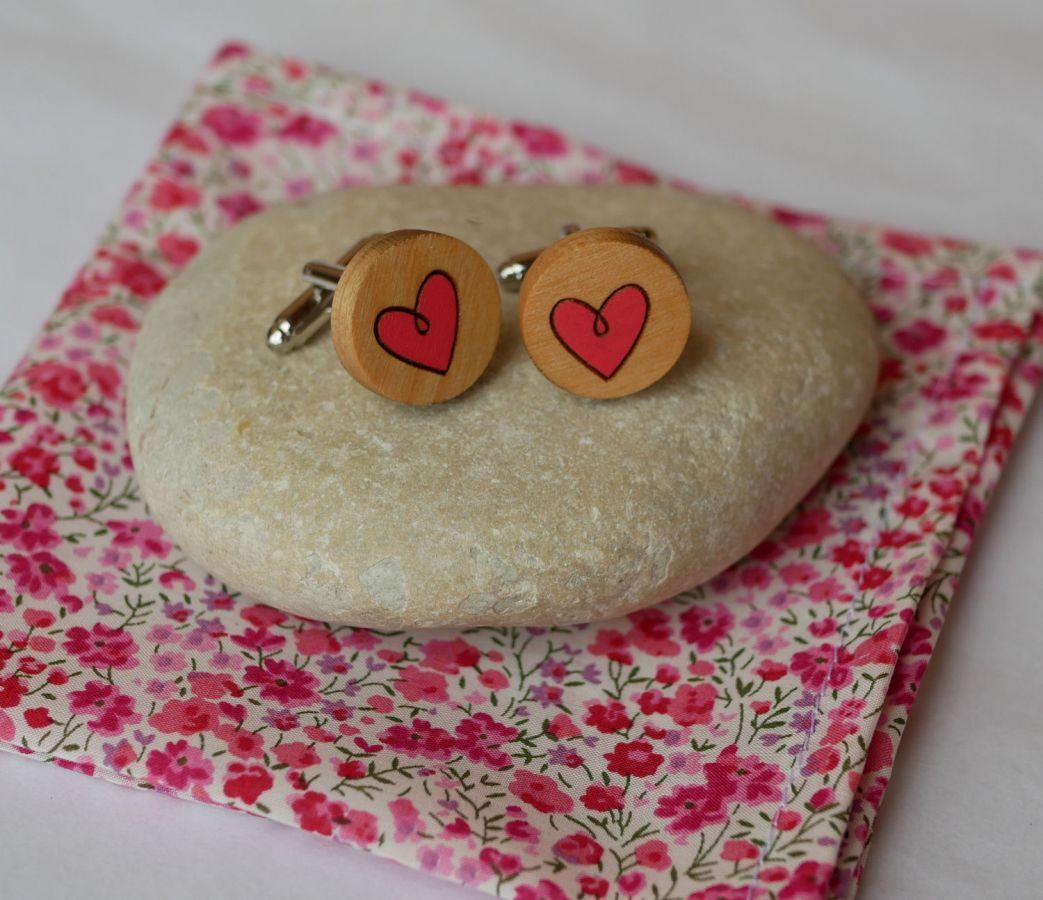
[127, 185, 878, 629]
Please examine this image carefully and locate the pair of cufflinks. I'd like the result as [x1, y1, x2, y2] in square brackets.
[267, 226, 692, 405]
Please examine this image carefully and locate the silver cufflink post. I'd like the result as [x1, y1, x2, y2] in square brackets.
[266, 234, 380, 354]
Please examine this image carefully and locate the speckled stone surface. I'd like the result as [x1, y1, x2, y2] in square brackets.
[127, 185, 879, 628]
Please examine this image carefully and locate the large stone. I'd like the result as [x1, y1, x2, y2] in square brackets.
[128, 185, 878, 628]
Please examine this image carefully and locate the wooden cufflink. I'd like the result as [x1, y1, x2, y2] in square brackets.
[499, 226, 691, 399]
[267, 230, 501, 406]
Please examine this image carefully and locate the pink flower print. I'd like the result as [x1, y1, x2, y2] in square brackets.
[63, 623, 139, 669]
[739, 565, 773, 589]
[7, 445, 60, 490]
[706, 745, 784, 805]
[417, 844, 455, 876]
[478, 669, 509, 690]
[509, 121, 567, 157]
[519, 879, 574, 900]
[419, 637, 480, 674]
[216, 723, 265, 760]
[157, 233, 200, 267]
[68, 680, 141, 736]
[455, 856, 492, 887]
[145, 623, 179, 645]
[779, 860, 833, 899]
[146, 738, 214, 791]
[102, 739, 136, 772]
[667, 683, 717, 727]
[186, 671, 240, 700]
[151, 650, 188, 673]
[679, 602, 734, 651]
[583, 700, 632, 734]
[616, 872, 647, 897]
[284, 177, 314, 199]
[882, 229, 933, 257]
[581, 784, 625, 812]
[106, 518, 172, 559]
[508, 770, 574, 814]
[109, 257, 165, 299]
[654, 782, 729, 835]
[633, 839, 671, 871]
[278, 113, 337, 145]
[394, 664, 449, 704]
[588, 628, 632, 664]
[24, 361, 86, 409]
[378, 718, 455, 760]
[84, 570, 119, 595]
[552, 832, 604, 866]
[293, 625, 339, 656]
[741, 608, 772, 632]
[782, 507, 838, 548]
[922, 368, 988, 403]
[231, 626, 286, 652]
[223, 761, 273, 805]
[504, 819, 541, 846]
[87, 361, 121, 403]
[343, 628, 379, 650]
[0, 674, 28, 709]
[789, 642, 855, 691]
[893, 318, 948, 354]
[200, 104, 263, 144]
[334, 807, 379, 848]
[851, 623, 904, 666]
[778, 561, 818, 586]
[688, 886, 763, 900]
[802, 746, 842, 775]
[388, 797, 423, 842]
[626, 608, 680, 656]
[0, 503, 60, 551]
[98, 546, 132, 568]
[604, 740, 663, 778]
[974, 318, 1025, 341]
[614, 160, 658, 185]
[243, 659, 318, 707]
[149, 697, 219, 736]
[453, 712, 517, 769]
[290, 791, 377, 846]
[145, 678, 177, 701]
[148, 178, 201, 211]
[158, 569, 196, 591]
[273, 741, 321, 769]
[808, 577, 846, 603]
[217, 191, 264, 223]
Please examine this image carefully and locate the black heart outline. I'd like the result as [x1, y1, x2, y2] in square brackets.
[549, 283, 650, 380]
[373, 269, 459, 375]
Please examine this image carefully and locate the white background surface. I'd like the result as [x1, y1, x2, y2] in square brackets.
[1, 2, 1041, 897]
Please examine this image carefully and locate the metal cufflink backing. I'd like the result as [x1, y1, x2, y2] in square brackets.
[266, 234, 379, 354]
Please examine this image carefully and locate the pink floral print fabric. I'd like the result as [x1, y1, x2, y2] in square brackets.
[1, 42, 1041, 900]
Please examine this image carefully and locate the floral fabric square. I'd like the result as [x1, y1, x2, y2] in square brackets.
[0, 43, 1040, 900]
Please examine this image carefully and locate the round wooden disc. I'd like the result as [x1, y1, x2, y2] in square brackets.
[331, 230, 501, 405]
[518, 227, 692, 398]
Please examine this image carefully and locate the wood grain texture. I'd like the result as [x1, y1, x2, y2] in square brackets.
[331, 230, 500, 405]
[518, 227, 691, 398]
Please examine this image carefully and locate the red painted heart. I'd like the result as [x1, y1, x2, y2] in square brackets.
[550, 284, 650, 379]
[374, 271, 458, 374]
